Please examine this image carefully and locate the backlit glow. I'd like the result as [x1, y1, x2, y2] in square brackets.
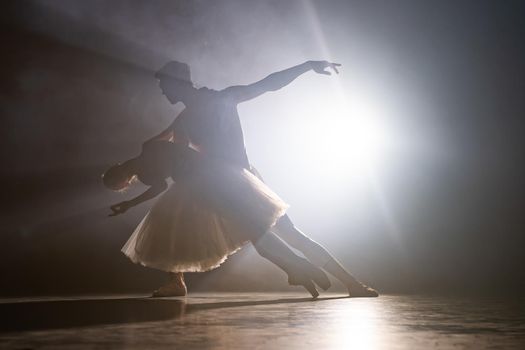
[300, 93, 391, 178]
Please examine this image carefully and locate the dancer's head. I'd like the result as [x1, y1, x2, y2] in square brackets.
[155, 61, 194, 104]
[102, 163, 136, 191]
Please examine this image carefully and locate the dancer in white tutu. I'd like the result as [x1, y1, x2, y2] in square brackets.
[141, 60, 378, 298]
[104, 139, 330, 298]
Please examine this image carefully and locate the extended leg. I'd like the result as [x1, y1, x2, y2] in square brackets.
[248, 166, 374, 297]
[273, 215, 378, 297]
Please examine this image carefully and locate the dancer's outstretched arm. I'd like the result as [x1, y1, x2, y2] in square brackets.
[223, 60, 341, 103]
[109, 180, 168, 216]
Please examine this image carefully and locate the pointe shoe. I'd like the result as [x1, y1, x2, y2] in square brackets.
[294, 257, 331, 290]
[151, 281, 187, 297]
[288, 275, 319, 298]
[347, 284, 379, 298]
[287, 259, 330, 298]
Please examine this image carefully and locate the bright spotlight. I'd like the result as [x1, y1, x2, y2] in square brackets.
[301, 94, 391, 178]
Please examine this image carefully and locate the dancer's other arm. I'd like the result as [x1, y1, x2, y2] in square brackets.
[109, 180, 168, 216]
[223, 60, 341, 103]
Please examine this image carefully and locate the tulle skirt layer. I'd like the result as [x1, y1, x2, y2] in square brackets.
[122, 162, 288, 273]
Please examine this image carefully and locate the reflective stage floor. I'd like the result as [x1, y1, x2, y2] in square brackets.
[1, 293, 524, 349]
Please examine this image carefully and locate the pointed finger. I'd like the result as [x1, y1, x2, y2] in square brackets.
[329, 63, 341, 74]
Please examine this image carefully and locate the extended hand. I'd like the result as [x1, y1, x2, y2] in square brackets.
[309, 60, 341, 75]
[109, 201, 131, 216]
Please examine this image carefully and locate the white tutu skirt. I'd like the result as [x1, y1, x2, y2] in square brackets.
[122, 162, 288, 273]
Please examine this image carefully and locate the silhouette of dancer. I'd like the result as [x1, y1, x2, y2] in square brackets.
[104, 139, 330, 298]
[145, 60, 377, 297]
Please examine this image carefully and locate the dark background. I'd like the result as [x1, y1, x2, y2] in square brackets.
[1, 0, 524, 297]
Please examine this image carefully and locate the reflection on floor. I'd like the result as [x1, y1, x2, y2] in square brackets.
[1, 293, 524, 349]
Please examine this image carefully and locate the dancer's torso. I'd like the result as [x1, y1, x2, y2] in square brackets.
[176, 88, 250, 169]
